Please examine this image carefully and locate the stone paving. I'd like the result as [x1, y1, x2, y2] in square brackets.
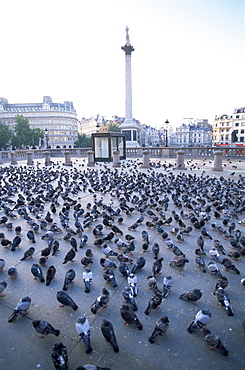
[0, 156, 244, 370]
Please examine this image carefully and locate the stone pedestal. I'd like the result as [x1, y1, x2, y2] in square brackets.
[27, 151, 33, 166]
[176, 150, 185, 169]
[44, 151, 51, 166]
[212, 151, 223, 171]
[10, 152, 17, 165]
[112, 150, 121, 167]
[87, 150, 95, 167]
[64, 151, 72, 166]
[141, 150, 151, 168]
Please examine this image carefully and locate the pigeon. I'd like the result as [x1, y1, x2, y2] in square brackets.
[31, 263, 45, 282]
[7, 266, 17, 279]
[215, 287, 234, 316]
[163, 275, 173, 290]
[91, 287, 110, 314]
[101, 319, 119, 353]
[120, 304, 143, 330]
[119, 263, 130, 277]
[170, 257, 189, 270]
[148, 316, 170, 343]
[63, 248, 76, 264]
[221, 258, 240, 274]
[51, 342, 69, 370]
[172, 245, 185, 258]
[46, 265, 56, 286]
[102, 244, 118, 257]
[131, 256, 146, 274]
[41, 230, 55, 240]
[83, 268, 92, 293]
[207, 262, 223, 277]
[32, 320, 60, 337]
[147, 275, 158, 290]
[52, 240, 60, 255]
[214, 276, 228, 294]
[56, 291, 78, 310]
[195, 256, 206, 273]
[187, 308, 212, 333]
[103, 268, 118, 287]
[127, 273, 138, 297]
[0, 280, 7, 296]
[152, 243, 160, 259]
[20, 246, 35, 261]
[144, 288, 163, 315]
[11, 236, 22, 251]
[0, 258, 5, 272]
[152, 257, 164, 275]
[27, 230, 36, 243]
[122, 286, 138, 311]
[8, 296, 31, 322]
[117, 253, 133, 264]
[179, 289, 202, 304]
[1, 239, 12, 249]
[62, 269, 76, 291]
[70, 237, 78, 252]
[209, 248, 222, 263]
[202, 327, 229, 356]
[100, 257, 117, 269]
[76, 317, 93, 354]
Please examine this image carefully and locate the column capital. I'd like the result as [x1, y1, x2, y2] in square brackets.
[121, 44, 134, 55]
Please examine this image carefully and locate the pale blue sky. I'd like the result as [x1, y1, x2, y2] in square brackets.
[1, 0, 244, 129]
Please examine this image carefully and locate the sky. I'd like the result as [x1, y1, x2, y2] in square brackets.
[1, 0, 244, 130]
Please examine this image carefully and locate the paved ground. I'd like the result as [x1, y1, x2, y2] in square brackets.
[0, 156, 244, 370]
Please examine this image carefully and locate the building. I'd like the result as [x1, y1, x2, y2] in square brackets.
[212, 107, 245, 145]
[175, 119, 212, 146]
[0, 96, 78, 148]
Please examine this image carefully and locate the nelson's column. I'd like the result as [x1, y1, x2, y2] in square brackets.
[120, 26, 140, 147]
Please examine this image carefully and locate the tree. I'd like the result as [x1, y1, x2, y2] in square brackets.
[11, 115, 44, 149]
[108, 121, 121, 132]
[0, 122, 13, 150]
[74, 134, 92, 148]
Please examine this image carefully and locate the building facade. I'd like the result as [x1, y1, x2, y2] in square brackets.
[175, 119, 212, 146]
[0, 96, 78, 148]
[212, 107, 245, 145]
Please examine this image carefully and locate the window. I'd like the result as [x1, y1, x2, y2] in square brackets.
[241, 129, 244, 134]
[235, 122, 239, 126]
[240, 137, 244, 142]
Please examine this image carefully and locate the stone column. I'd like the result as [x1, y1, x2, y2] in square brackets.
[27, 151, 33, 166]
[44, 151, 51, 166]
[212, 150, 223, 171]
[87, 150, 95, 167]
[64, 151, 72, 166]
[112, 150, 120, 167]
[10, 152, 17, 165]
[176, 150, 185, 169]
[141, 150, 151, 168]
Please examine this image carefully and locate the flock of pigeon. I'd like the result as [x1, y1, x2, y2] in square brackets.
[0, 158, 245, 369]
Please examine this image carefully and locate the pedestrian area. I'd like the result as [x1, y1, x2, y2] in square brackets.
[0, 156, 244, 370]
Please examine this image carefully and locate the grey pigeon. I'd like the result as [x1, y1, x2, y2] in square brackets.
[75, 317, 93, 354]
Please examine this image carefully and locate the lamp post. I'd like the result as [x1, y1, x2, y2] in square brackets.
[45, 128, 49, 149]
[165, 119, 169, 147]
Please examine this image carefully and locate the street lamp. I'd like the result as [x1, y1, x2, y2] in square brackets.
[165, 119, 169, 147]
[45, 128, 49, 149]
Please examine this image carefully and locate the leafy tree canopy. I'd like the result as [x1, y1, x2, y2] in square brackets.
[11, 115, 44, 149]
[107, 121, 121, 132]
[0, 122, 13, 150]
[74, 134, 92, 148]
